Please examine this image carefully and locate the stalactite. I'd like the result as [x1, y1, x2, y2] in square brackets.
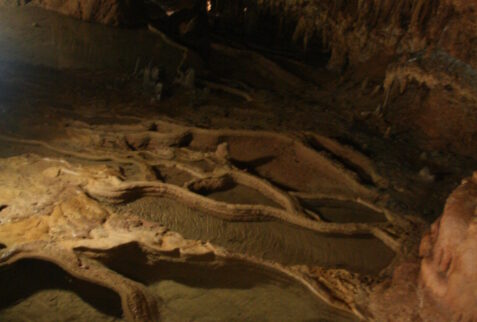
[221, 0, 477, 71]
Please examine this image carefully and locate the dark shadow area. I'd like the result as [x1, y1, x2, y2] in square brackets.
[0, 259, 123, 319]
[77, 242, 357, 321]
[208, 0, 331, 67]
[79, 242, 296, 289]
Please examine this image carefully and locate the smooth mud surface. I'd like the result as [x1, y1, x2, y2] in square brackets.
[92, 248, 357, 322]
[0, 259, 124, 322]
[153, 268, 356, 322]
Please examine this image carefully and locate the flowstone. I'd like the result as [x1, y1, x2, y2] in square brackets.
[0, 118, 425, 321]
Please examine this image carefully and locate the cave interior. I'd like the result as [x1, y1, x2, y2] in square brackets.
[0, 0, 476, 321]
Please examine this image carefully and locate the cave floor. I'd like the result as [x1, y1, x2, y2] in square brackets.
[0, 5, 475, 322]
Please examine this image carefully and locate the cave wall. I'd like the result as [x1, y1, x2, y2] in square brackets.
[228, 0, 477, 69]
[9, 0, 477, 69]
[210, 0, 477, 157]
[18, 0, 477, 70]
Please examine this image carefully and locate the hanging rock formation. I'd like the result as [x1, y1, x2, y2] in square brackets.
[211, 0, 476, 69]
[205, 1, 477, 157]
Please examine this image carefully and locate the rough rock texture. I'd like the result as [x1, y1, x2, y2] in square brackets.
[0, 153, 352, 321]
[0, 3, 475, 320]
[31, 0, 145, 26]
[223, 0, 474, 68]
[382, 50, 477, 157]
[368, 173, 477, 321]
[209, 0, 477, 157]
[419, 172, 477, 321]
[0, 112, 426, 320]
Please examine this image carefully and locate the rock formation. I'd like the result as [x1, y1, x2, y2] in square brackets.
[208, 0, 477, 68]
[0, 115, 417, 321]
[419, 172, 477, 321]
[369, 173, 477, 321]
[0, 2, 476, 321]
[209, 0, 477, 157]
